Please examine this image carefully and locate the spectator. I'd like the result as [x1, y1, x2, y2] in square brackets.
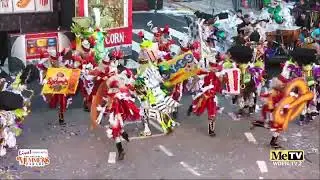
[236, 9, 243, 19]
[237, 14, 251, 34]
[312, 0, 320, 11]
[296, 11, 311, 29]
[311, 21, 320, 41]
[311, 22, 320, 54]
[293, 0, 311, 19]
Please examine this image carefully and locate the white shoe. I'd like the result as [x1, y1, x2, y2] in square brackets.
[140, 131, 152, 136]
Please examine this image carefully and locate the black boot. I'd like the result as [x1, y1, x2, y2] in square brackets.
[310, 111, 318, 121]
[121, 132, 130, 142]
[298, 115, 305, 126]
[173, 110, 178, 119]
[237, 109, 244, 117]
[187, 105, 193, 116]
[249, 106, 255, 114]
[59, 112, 66, 125]
[208, 120, 216, 137]
[232, 96, 237, 104]
[270, 136, 281, 148]
[116, 142, 125, 160]
[83, 101, 90, 112]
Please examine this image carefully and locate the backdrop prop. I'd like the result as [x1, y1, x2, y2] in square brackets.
[273, 78, 314, 130]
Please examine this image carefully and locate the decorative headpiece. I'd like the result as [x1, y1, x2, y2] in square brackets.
[290, 48, 316, 66]
[110, 50, 124, 60]
[147, 21, 170, 38]
[228, 46, 253, 64]
[102, 56, 110, 66]
[109, 80, 119, 89]
[81, 40, 91, 51]
[48, 49, 58, 60]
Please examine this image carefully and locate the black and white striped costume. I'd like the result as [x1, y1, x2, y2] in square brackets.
[137, 65, 180, 135]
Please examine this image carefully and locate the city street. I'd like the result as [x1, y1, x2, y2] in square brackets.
[1, 12, 319, 179]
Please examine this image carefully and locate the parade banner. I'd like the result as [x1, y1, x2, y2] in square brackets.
[42, 68, 81, 95]
[0, 0, 13, 14]
[13, 0, 35, 13]
[158, 51, 200, 87]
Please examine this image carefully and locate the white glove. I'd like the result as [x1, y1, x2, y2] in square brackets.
[0, 146, 6, 157]
[42, 79, 48, 85]
[289, 92, 298, 97]
[106, 128, 113, 139]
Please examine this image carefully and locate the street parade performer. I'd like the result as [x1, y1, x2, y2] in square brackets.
[79, 49, 123, 112]
[39, 49, 81, 125]
[90, 59, 140, 160]
[187, 62, 222, 136]
[149, 23, 176, 61]
[252, 76, 314, 148]
[291, 48, 319, 125]
[75, 39, 97, 111]
[135, 31, 180, 136]
[0, 65, 38, 156]
[228, 46, 258, 117]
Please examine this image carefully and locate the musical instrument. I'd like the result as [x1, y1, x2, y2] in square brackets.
[223, 68, 241, 95]
[266, 26, 301, 46]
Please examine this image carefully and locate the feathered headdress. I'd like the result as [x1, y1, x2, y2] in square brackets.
[110, 50, 124, 60]
[47, 49, 58, 60]
[81, 39, 91, 52]
[290, 48, 317, 66]
[228, 46, 253, 63]
[147, 20, 170, 38]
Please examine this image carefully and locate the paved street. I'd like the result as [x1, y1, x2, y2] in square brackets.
[0, 12, 319, 179]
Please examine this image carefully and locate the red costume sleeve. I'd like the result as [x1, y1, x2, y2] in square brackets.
[36, 63, 46, 70]
[197, 70, 209, 76]
[126, 84, 135, 92]
[260, 93, 270, 98]
[272, 92, 285, 104]
[211, 72, 222, 93]
[193, 51, 201, 60]
[181, 47, 189, 52]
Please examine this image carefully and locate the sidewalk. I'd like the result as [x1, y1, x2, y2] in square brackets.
[165, 0, 260, 15]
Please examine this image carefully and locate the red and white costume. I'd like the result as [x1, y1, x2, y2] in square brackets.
[151, 25, 176, 61]
[192, 70, 222, 119]
[253, 77, 289, 148]
[179, 40, 201, 62]
[74, 40, 98, 110]
[93, 68, 140, 160]
[189, 66, 222, 136]
[38, 49, 72, 123]
[105, 80, 140, 139]
[81, 40, 96, 65]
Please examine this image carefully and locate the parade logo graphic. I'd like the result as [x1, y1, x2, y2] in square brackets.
[16, 149, 50, 167]
[270, 150, 304, 166]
